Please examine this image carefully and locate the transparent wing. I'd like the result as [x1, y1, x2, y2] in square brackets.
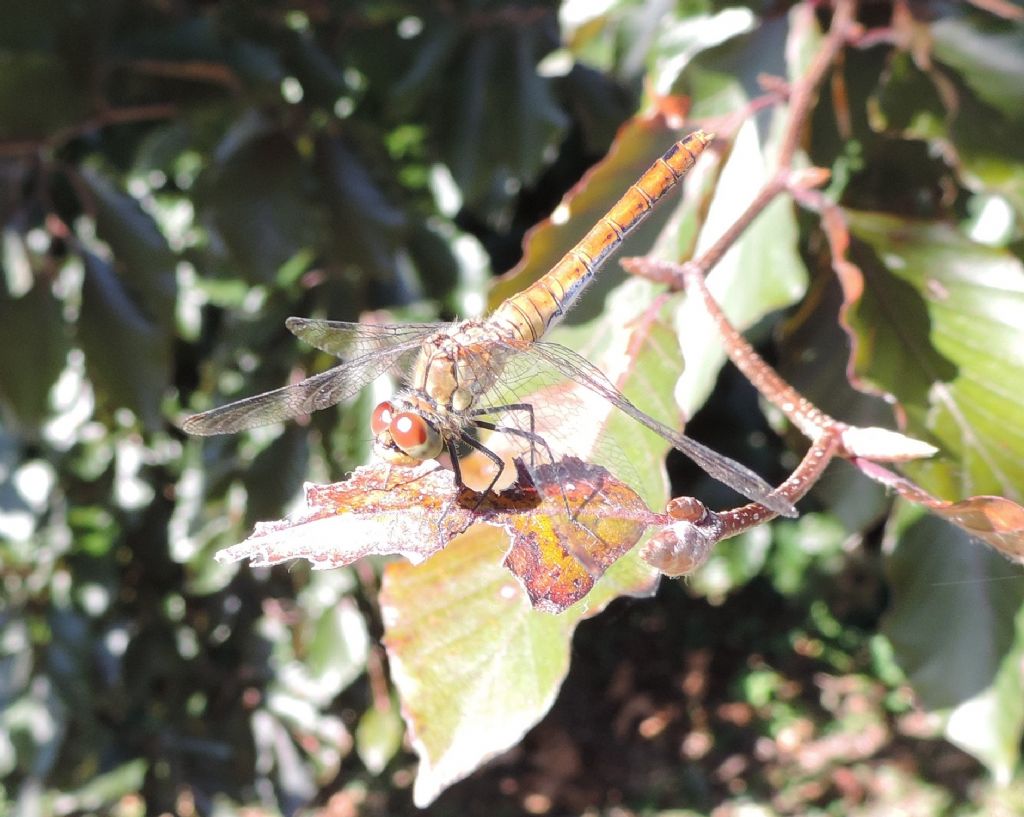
[517, 339, 796, 517]
[285, 317, 440, 360]
[182, 345, 417, 435]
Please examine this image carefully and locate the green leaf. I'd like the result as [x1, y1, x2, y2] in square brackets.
[315, 135, 410, 289]
[73, 169, 178, 428]
[649, 6, 758, 94]
[844, 211, 1024, 776]
[383, 506, 659, 806]
[78, 168, 178, 328]
[931, 13, 1024, 123]
[844, 210, 1024, 499]
[0, 282, 67, 431]
[671, 13, 810, 417]
[73, 168, 178, 427]
[197, 129, 316, 283]
[395, 18, 568, 212]
[355, 701, 405, 775]
[77, 250, 172, 430]
[382, 529, 572, 806]
[869, 23, 1024, 230]
[883, 501, 1024, 779]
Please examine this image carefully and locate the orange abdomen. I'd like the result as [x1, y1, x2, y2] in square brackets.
[491, 130, 712, 343]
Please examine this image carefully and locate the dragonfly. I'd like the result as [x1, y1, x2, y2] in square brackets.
[183, 130, 795, 517]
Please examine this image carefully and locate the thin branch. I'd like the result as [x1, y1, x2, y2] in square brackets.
[624, 255, 839, 440]
[776, 0, 860, 169]
[624, 253, 936, 464]
[690, 175, 786, 278]
[122, 59, 241, 90]
[0, 103, 179, 158]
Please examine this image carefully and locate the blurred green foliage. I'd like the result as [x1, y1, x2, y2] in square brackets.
[2, 1, 1024, 815]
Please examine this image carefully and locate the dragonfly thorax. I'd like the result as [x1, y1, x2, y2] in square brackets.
[409, 320, 513, 414]
[371, 320, 519, 467]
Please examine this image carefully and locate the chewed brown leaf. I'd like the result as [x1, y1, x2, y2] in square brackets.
[500, 458, 656, 613]
[214, 460, 473, 569]
[856, 459, 1024, 562]
[215, 456, 659, 613]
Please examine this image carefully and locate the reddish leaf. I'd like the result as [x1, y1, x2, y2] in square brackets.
[856, 459, 1024, 563]
[214, 460, 468, 569]
[215, 456, 657, 612]
[500, 458, 654, 613]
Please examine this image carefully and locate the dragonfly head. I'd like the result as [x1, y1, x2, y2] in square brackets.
[371, 400, 444, 462]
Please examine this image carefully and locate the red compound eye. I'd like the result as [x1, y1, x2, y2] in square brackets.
[390, 412, 429, 449]
[370, 401, 394, 435]
[390, 411, 442, 459]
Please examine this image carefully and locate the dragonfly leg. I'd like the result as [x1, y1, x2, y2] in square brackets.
[471, 418, 583, 527]
[466, 402, 543, 468]
[434, 437, 494, 536]
[432, 433, 505, 538]
[471, 420, 556, 473]
[446, 438, 466, 490]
